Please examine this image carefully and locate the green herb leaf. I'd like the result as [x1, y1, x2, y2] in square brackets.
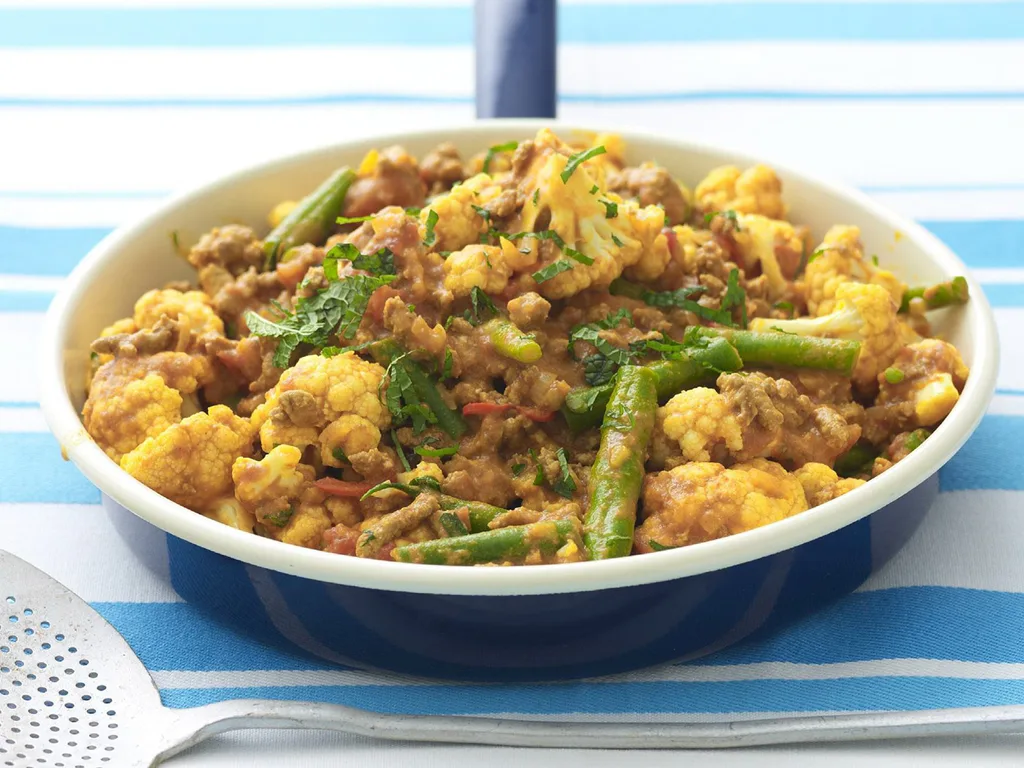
[414, 440, 459, 458]
[532, 188, 540, 205]
[511, 462, 527, 476]
[392, 428, 412, 471]
[551, 448, 577, 498]
[423, 209, 439, 247]
[561, 145, 607, 183]
[336, 214, 375, 225]
[405, 206, 422, 217]
[589, 184, 599, 195]
[463, 286, 499, 326]
[331, 447, 349, 464]
[720, 268, 748, 329]
[482, 141, 517, 174]
[648, 540, 674, 552]
[807, 247, 828, 263]
[265, 506, 294, 527]
[639, 285, 733, 326]
[773, 300, 795, 318]
[563, 246, 594, 265]
[611, 233, 624, 247]
[352, 247, 395, 275]
[382, 355, 438, 434]
[439, 511, 469, 537]
[360, 480, 419, 501]
[409, 476, 443, 492]
[529, 448, 546, 487]
[442, 348, 454, 379]
[568, 309, 639, 384]
[703, 209, 741, 230]
[871, 254, 880, 266]
[471, 203, 491, 225]
[532, 259, 574, 283]
[599, 199, 618, 219]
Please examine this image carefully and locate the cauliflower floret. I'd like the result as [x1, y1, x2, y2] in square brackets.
[654, 387, 743, 464]
[120, 404, 254, 512]
[653, 372, 860, 469]
[203, 496, 257, 533]
[733, 214, 806, 298]
[398, 460, 444, 486]
[636, 459, 808, 551]
[621, 201, 673, 282]
[695, 165, 787, 220]
[750, 282, 902, 390]
[877, 339, 969, 427]
[134, 288, 224, 337]
[231, 444, 338, 547]
[421, 172, 503, 253]
[804, 225, 905, 316]
[442, 241, 515, 297]
[83, 352, 208, 461]
[666, 225, 713, 275]
[251, 352, 390, 459]
[794, 463, 866, 507]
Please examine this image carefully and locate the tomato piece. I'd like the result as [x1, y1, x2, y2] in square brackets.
[461, 402, 555, 422]
[365, 285, 403, 324]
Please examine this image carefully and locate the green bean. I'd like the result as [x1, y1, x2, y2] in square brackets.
[561, 337, 743, 432]
[583, 366, 658, 560]
[393, 518, 582, 565]
[834, 442, 878, 478]
[899, 276, 969, 313]
[263, 167, 356, 269]
[369, 339, 467, 439]
[685, 327, 861, 376]
[482, 318, 542, 363]
[438, 494, 505, 532]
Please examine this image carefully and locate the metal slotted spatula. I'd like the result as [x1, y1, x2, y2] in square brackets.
[5, 551, 1024, 767]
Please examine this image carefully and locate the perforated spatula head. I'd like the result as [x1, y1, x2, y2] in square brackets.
[0, 550, 165, 768]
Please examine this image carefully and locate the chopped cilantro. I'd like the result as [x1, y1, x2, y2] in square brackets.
[511, 462, 527, 477]
[392, 428, 412, 472]
[532, 259, 574, 283]
[265, 507, 294, 527]
[599, 199, 618, 219]
[648, 541, 674, 552]
[703, 209, 741, 230]
[611, 233, 624, 247]
[561, 145, 607, 183]
[808, 247, 828, 263]
[423, 209, 439, 247]
[471, 203, 491, 225]
[639, 285, 733, 326]
[773, 300, 795, 318]
[551, 448, 577, 498]
[563, 246, 594, 266]
[589, 184, 599, 195]
[871, 254, 880, 266]
[532, 188, 540, 205]
[325, 242, 396, 277]
[442, 348, 454, 379]
[482, 140, 517, 174]
[439, 511, 469, 537]
[321, 345, 343, 357]
[405, 206, 422, 217]
[720, 268, 748, 329]
[568, 310, 638, 385]
[336, 214, 375, 225]
[331, 447, 349, 464]
[529, 448, 546, 486]
[463, 286, 498, 326]
[245, 269, 394, 367]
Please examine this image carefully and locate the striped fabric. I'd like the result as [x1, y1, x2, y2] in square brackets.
[3, 0, 1024, 762]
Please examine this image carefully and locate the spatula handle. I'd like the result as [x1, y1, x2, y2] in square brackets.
[153, 699, 1024, 762]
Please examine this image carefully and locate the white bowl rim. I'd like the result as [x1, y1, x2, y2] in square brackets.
[38, 119, 999, 597]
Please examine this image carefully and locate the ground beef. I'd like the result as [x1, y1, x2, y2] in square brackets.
[343, 146, 427, 218]
[442, 455, 517, 507]
[420, 142, 465, 195]
[187, 225, 264, 276]
[608, 165, 689, 225]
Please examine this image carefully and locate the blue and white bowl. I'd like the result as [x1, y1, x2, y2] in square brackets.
[39, 122, 999, 682]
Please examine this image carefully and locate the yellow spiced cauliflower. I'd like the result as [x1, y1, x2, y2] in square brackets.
[134, 288, 225, 337]
[120, 405, 254, 511]
[654, 387, 743, 463]
[734, 214, 805, 298]
[421, 172, 504, 253]
[750, 281, 903, 390]
[636, 459, 808, 551]
[804, 225, 905, 316]
[877, 338, 969, 427]
[695, 164, 787, 220]
[83, 352, 209, 461]
[793, 463, 866, 507]
[250, 352, 390, 464]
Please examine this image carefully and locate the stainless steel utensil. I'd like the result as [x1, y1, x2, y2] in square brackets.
[2, 549, 1023, 766]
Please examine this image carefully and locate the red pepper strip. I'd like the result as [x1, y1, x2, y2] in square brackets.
[315, 478, 376, 498]
[461, 402, 556, 422]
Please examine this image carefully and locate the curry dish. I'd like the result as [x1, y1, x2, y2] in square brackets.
[82, 128, 970, 566]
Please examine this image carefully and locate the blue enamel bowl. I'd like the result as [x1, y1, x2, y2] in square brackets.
[40, 122, 998, 682]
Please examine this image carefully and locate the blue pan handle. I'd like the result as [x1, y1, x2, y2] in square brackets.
[475, 0, 557, 119]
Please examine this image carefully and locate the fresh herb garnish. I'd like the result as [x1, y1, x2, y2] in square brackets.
[336, 214, 375, 225]
[511, 462, 527, 476]
[265, 507, 294, 527]
[482, 141, 517, 174]
[405, 206, 422, 217]
[807, 247, 828, 263]
[382, 354, 437, 434]
[392, 428, 412, 472]
[331, 447, 349, 464]
[324, 242, 396, 278]
[563, 246, 594, 265]
[703, 209, 741, 230]
[321, 346, 343, 357]
[551, 448, 577, 498]
[589, 184, 599, 195]
[561, 146, 607, 183]
[611, 233, 624, 247]
[414, 435, 459, 458]
[871, 254, 880, 266]
[360, 480, 418, 500]
[532, 188, 540, 205]
[773, 300, 795, 317]
[471, 203, 491, 225]
[245, 270, 394, 367]
[649, 541, 674, 552]
[463, 286, 499, 326]
[599, 199, 618, 218]
[529, 448, 547, 486]
[439, 511, 469, 537]
[442, 348, 454, 378]
[532, 259, 574, 283]
[568, 309, 638, 386]
[720, 268, 748, 329]
[423, 209, 439, 247]
[638, 285, 733, 326]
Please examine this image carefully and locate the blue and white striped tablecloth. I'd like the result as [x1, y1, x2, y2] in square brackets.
[2, 1, 1024, 764]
